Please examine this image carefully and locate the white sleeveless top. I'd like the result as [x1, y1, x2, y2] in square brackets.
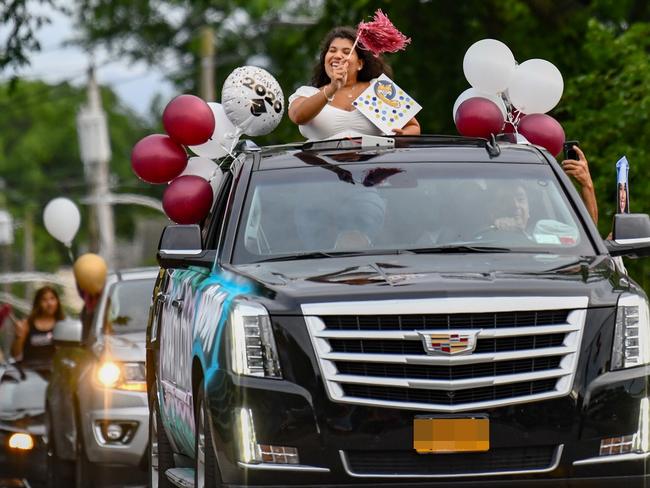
[288, 85, 383, 140]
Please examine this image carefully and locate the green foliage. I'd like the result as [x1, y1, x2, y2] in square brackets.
[557, 19, 650, 287]
[0, 79, 154, 270]
[0, 0, 61, 72]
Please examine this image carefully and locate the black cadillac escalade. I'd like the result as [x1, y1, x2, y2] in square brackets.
[147, 135, 650, 487]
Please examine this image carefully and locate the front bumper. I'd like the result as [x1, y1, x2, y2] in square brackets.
[204, 361, 650, 487]
[77, 379, 148, 466]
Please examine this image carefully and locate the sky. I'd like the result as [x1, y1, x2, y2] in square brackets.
[2, 4, 176, 117]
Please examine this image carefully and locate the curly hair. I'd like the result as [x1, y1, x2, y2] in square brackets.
[310, 26, 393, 88]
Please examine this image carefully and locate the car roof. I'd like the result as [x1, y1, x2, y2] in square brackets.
[252, 135, 549, 171]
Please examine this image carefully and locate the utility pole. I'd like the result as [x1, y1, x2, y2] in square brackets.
[200, 26, 215, 101]
[76, 66, 115, 267]
[23, 206, 35, 296]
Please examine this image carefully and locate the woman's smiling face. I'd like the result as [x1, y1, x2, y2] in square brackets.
[324, 37, 362, 81]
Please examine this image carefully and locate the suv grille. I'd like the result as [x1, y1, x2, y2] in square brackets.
[303, 297, 588, 412]
[341, 445, 561, 477]
[323, 310, 570, 331]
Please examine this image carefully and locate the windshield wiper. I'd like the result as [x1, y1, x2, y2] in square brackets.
[255, 251, 337, 262]
[254, 249, 415, 263]
[405, 245, 513, 254]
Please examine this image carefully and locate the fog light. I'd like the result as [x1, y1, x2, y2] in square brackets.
[237, 408, 261, 463]
[94, 420, 138, 445]
[236, 408, 300, 465]
[258, 444, 300, 464]
[600, 435, 635, 456]
[106, 423, 123, 441]
[600, 397, 650, 456]
[8, 433, 34, 450]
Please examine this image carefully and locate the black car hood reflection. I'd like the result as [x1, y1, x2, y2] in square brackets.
[234, 253, 622, 311]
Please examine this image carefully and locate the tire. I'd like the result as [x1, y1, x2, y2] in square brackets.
[149, 385, 175, 488]
[46, 413, 74, 488]
[195, 384, 221, 488]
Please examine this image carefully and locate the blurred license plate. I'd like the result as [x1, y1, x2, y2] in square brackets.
[413, 417, 489, 453]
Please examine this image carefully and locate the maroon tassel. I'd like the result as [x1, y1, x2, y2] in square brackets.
[356, 9, 411, 57]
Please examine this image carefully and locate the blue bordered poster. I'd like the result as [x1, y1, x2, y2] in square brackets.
[353, 73, 422, 135]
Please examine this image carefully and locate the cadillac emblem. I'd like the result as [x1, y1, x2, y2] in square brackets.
[418, 331, 480, 356]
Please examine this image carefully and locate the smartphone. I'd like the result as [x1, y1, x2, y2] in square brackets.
[563, 140, 579, 161]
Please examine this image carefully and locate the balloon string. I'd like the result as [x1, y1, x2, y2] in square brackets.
[66, 246, 74, 264]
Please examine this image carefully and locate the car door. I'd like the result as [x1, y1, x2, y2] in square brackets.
[157, 171, 234, 457]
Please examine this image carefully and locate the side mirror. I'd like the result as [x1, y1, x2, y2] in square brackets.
[157, 224, 213, 269]
[53, 318, 83, 345]
[605, 213, 650, 258]
[158, 224, 202, 252]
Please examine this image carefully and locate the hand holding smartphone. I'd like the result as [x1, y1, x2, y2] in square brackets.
[563, 140, 579, 161]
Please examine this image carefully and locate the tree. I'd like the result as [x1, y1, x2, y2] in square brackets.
[0, 79, 155, 271]
[558, 19, 650, 287]
[0, 0, 66, 73]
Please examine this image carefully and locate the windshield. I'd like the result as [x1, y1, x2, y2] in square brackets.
[233, 160, 594, 264]
[102, 278, 154, 335]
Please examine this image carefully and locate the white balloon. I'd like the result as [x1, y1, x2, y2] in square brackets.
[508, 59, 564, 114]
[222, 66, 284, 136]
[189, 103, 239, 159]
[453, 88, 507, 121]
[463, 39, 516, 94]
[43, 197, 80, 246]
[181, 157, 219, 181]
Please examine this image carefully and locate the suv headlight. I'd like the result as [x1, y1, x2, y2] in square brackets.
[229, 300, 282, 378]
[96, 361, 147, 391]
[612, 293, 650, 370]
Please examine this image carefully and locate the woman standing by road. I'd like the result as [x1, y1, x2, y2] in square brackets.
[11, 286, 64, 368]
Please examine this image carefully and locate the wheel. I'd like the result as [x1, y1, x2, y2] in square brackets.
[75, 420, 96, 488]
[149, 385, 175, 488]
[195, 384, 221, 488]
[46, 413, 74, 488]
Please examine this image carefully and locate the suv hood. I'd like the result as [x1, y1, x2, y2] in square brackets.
[94, 331, 146, 362]
[235, 253, 623, 311]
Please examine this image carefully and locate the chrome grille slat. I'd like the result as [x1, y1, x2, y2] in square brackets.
[302, 297, 588, 412]
[320, 346, 575, 365]
[313, 323, 580, 339]
[331, 368, 570, 390]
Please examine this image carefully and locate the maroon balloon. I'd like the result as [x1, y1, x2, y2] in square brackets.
[162, 94, 215, 146]
[455, 97, 505, 138]
[163, 175, 214, 224]
[131, 134, 187, 184]
[518, 113, 565, 157]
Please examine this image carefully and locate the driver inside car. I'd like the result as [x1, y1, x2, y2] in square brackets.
[493, 184, 531, 233]
[334, 188, 387, 250]
[294, 188, 387, 251]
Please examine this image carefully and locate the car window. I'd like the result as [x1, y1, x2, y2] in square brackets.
[232, 161, 594, 263]
[202, 171, 233, 250]
[103, 278, 155, 335]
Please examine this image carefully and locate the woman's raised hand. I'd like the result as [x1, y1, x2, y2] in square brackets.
[332, 59, 348, 90]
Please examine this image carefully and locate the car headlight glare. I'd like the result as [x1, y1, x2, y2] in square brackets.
[96, 361, 146, 391]
[97, 362, 121, 387]
[612, 293, 650, 370]
[229, 301, 281, 378]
